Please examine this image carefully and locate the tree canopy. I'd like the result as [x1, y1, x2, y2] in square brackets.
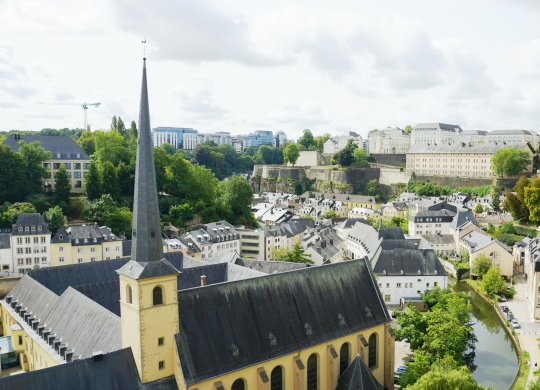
[283, 143, 300, 166]
[491, 147, 530, 177]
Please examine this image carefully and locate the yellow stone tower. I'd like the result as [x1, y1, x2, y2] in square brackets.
[116, 56, 181, 384]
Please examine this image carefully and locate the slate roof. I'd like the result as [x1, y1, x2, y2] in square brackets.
[413, 123, 462, 132]
[335, 218, 371, 230]
[380, 240, 421, 250]
[347, 223, 381, 258]
[335, 354, 383, 390]
[0, 348, 178, 390]
[460, 130, 488, 136]
[460, 230, 511, 253]
[2, 135, 90, 160]
[206, 251, 241, 264]
[116, 259, 180, 280]
[378, 227, 406, 240]
[0, 234, 10, 249]
[11, 213, 51, 236]
[175, 259, 389, 386]
[300, 192, 378, 205]
[372, 249, 447, 276]
[233, 258, 309, 273]
[407, 142, 530, 154]
[450, 209, 480, 230]
[420, 234, 456, 245]
[489, 129, 533, 135]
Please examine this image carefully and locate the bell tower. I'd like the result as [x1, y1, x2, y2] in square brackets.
[117, 56, 180, 384]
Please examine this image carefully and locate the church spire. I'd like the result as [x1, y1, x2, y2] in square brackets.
[131, 58, 163, 263]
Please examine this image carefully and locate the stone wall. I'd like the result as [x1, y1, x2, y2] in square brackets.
[379, 168, 411, 186]
[0, 277, 21, 299]
[288, 151, 326, 167]
[412, 175, 493, 188]
[371, 154, 407, 168]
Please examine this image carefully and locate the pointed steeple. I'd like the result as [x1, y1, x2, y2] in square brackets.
[131, 59, 163, 263]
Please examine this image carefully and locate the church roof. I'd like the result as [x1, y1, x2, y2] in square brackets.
[116, 259, 180, 280]
[175, 258, 389, 386]
[0, 348, 178, 390]
[335, 354, 383, 390]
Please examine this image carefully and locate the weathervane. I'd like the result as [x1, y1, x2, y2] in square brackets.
[142, 37, 147, 60]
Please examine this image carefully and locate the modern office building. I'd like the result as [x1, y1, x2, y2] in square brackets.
[197, 131, 232, 146]
[152, 127, 198, 149]
[249, 130, 273, 151]
[3, 135, 90, 193]
[273, 131, 287, 147]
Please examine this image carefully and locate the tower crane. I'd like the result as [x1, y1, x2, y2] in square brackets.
[39, 102, 101, 131]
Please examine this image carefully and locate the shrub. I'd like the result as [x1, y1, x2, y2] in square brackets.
[498, 221, 515, 234]
[497, 233, 524, 246]
[514, 225, 538, 237]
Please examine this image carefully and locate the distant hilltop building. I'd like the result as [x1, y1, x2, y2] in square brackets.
[152, 127, 232, 150]
[410, 123, 463, 146]
[273, 130, 287, 147]
[323, 131, 363, 154]
[368, 126, 410, 154]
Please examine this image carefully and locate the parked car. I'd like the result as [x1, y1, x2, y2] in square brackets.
[397, 366, 407, 373]
[508, 312, 514, 320]
[511, 319, 520, 328]
[507, 285, 512, 291]
[501, 305, 509, 312]
[500, 296, 507, 302]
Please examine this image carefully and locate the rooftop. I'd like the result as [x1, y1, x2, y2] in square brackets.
[2, 135, 90, 160]
[407, 142, 530, 154]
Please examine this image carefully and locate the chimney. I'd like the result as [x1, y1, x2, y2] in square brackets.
[201, 275, 207, 286]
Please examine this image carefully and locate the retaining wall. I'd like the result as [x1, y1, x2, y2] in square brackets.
[0, 277, 21, 299]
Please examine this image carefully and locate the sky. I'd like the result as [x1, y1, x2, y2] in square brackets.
[2, 0, 540, 140]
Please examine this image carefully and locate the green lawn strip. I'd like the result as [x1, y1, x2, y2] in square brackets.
[513, 351, 531, 390]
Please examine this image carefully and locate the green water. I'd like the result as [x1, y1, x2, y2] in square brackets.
[452, 280, 519, 390]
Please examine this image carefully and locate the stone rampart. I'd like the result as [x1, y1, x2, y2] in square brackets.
[0, 277, 21, 299]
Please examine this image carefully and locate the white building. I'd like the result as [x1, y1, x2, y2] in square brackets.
[457, 130, 488, 143]
[323, 131, 363, 154]
[408, 201, 457, 237]
[273, 131, 287, 147]
[487, 130, 539, 149]
[368, 127, 411, 154]
[11, 214, 51, 274]
[410, 123, 462, 146]
[188, 221, 240, 260]
[348, 207, 375, 220]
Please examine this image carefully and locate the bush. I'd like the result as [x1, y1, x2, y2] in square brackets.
[497, 233, 524, 246]
[514, 225, 538, 237]
[498, 221, 515, 234]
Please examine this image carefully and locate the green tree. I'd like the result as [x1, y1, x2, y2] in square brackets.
[2, 203, 36, 224]
[490, 192, 500, 213]
[100, 161, 119, 199]
[321, 209, 337, 219]
[17, 140, 52, 195]
[93, 130, 130, 166]
[314, 133, 331, 152]
[76, 130, 96, 156]
[102, 207, 132, 232]
[81, 194, 132, 232]
[283, 143, 300, 166]
[498, 221, 515, 234]
[25, 194, 54, 214]
[116, 117, 126, 137]
[0, 145, 27, 204]
[486, 222, 495, 234]
[352, 148, 370, 167]
[298, 129, 316, 150]
[54, 165, 72, 205]
[473, 203, 484, 214]
[404, 125, 413, 134]
[153, 148, 170, 192]
[169, 204, 195, 224]
[269, 245, 289, 261]
[481, 267, 506, 295]
[217, 176, 256, 227]
[393, 303, 429, 349]
[116, 161, 133, 198]
[406, 365, 490, 390]
[471, 253, 492, 278]
[491, 147, 530, 177]
[245, 146, 255, 157]
[362, 179, 380, 197]
[286, 242, 313, 264]
[45, 205, 67, 232]
[524, 176, 540, 222]
[111, 115, 117, 131]
[85, 161, 101, 201]
[129, 121, 138, 140]
[160, 143, 176, 155]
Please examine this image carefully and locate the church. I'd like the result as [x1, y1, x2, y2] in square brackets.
[0, 58, 395, 390]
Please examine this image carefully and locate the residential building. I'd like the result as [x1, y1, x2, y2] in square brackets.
[231, 136, 244, 152]
[50, 225, 124, 267]
[0, 231, 12, 273]
[410, 122, 462, 146]
[374, 248, 448, 305]
[406, 142, 534, 178]
[323, 131, 363, 154]
[457, 130, 488, 143]
[380, 202, 408, 220]
[527, 259, 540, 322]
[300, 192, 382, 211]
[302, 226, 344, 265]
[10, 214, 51, 274]
[448, 209, 484, 252]
[419, 235, 456, 256]
[362, 138, 370, 153]
[408, 201, 457, 237]
[348, 207, 375, 220]
[460, 230, 513, 278]
[261, 208, 294, 226]
[0, 57, 396, 390]
[273, 131, 287, 147]
[3, 135, 90, 193]
[248, 130, 273, 151]
[264, 220, 310, 260]
[446, 192, 471, 209]
[368, 127, 411, 154]
[152, 127, 198, 149]
[486, 130, 538, 148]
[188, 221, 240, 260]
[237, 227, 265, 260]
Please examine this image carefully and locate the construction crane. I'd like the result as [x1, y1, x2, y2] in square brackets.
[39, 102, 101, 130]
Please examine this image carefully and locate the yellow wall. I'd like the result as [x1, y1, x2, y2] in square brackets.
[342, 201, 382, 211]
[382, 206, 405, 219]
[174, 323, 389, 390]
[465, 242, 514, 278]
[50, 241, 125, 267]
[43, 158, 91, 193]
[120, 273, 179, 384]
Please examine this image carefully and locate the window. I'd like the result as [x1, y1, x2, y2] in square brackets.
[384, 295, 391, 302]
[159, 361, 164, 370]
[41, 237, 45, 243]
[59, 247, 64, 252]
[17, 238, 22, 244]
[59, 257, 64, 263]
[74, 172, 81, 178]
[368, 334, 377, 369]
[63, 163, 71, 169]
[307, 354, 318, 390]
[17, 248, 22, 254]
[77, 249, 83, 254]
[25, 237, 30, 243]
[17, 259, 23, 265]
[54, 163, 61, 169]
[386, 283, 390, 288]
[158, 337, 164, 346]
[18, 336, 22, 345]
[127, 285, 132, 304]
[115, 246, 120, 251]
[34, 258, 39, 264]
[426, 283, 430, 288]
[490, 251, 500, 258]
[410, 283, 413, 288]
[78, 259, 83, 263]
[91, 257, 96, 262]
[339, 343, 350, 377]
[90, 247, 95, 253]
[396, 283, 402, 288]
[434, 282, 438, 287]
[271, 366, 283, 390]
[106, 257, 110, 260]
[26, 258, 31, 265]
[232, 379, 245, 390]
[153, 286, 163, 306]
[41, 258, 47, 263]
[2, 265, 8, 270]
[83, 163, 90, 170]
[73, 163, 81, 169]
[106, 247, 111, 252]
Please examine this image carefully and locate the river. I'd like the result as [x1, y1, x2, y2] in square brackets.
[452, 279, 519, 390]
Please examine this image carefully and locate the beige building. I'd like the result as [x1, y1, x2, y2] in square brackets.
[10, 214, 52, 274]
[460, 230, 513, 278]
[3, 134, 91, 193]
[237, 228, 266, 260]
[406, 142, 534, 178]
[50, 225, 124, 267]
[420, 234, 456, 256]
[368, 126, 410, 154]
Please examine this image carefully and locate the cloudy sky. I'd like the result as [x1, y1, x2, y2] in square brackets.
[2, 0, 540, 139]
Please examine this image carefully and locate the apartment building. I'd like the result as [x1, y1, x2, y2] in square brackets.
[323, 131, 363, 154]
[152, 127, 198, 149]
[49, 225, 124, 266]
[368, 126, 411, 154]
[460, 230, 513, 278]
[237, 228, 265, 260]
[3, 135, 90, 193]
[486, 130, 539, 148]
[406, 142, 534, 178]
[300, 192, 382, 211]
[457, 130, 488, 143]
[410, 122, 462, 146]
[273, 131, 287, 147]
[10, 214, 51, 274]
[188, 221, 240, 260]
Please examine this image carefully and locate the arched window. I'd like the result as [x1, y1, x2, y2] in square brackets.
[153, 286, 163, 306]
[231, 379, 245, 390]
[271, 366, 283, 390]
[368, 334, 377, 369]
[126, 284, 132, 304]
[339, 343, 350, 377]
[307, 354, 318, 390]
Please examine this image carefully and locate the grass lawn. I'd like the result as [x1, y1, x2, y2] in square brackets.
[514, 351, 531, 390]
